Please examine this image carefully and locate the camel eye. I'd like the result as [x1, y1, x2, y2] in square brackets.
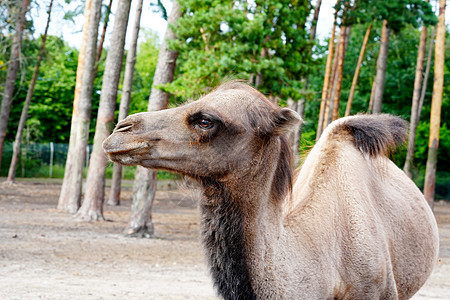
[198, 119, 214, 129]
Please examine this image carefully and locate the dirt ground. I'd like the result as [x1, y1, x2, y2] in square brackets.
[0, 179, 449, 300]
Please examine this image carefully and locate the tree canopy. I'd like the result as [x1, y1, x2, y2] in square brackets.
[166, 0, 312, 101]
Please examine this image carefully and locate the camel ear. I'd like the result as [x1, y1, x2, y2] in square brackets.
[273, 108, 302, 135]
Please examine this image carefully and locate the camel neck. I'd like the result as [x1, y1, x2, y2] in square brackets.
[197, 138, 290, 299]
[199, 178, 257, 300]
[198, 164, 284, 299]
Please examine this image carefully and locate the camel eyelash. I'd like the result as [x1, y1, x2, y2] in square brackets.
[188, 112, 222, 128]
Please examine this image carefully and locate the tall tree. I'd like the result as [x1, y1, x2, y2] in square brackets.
[126, 0, 182, 237]
[58, 0, 103, 213]
[6, 0, 53, 183]
[329, 26, 350, 124]
[317, 7, 338, 141]
[418, 26, 435, 121]
[108, 0, 144, 206]
[76, 0, 132, 221]
[57, 0, 92, 211]
[0, 0, 29, 167]
[424, 0, 445, 208]
[403, 21, 428, 178]
[345, 24, 371, 116]
[371, 19, 389, 114]
[97, 0, 114, 63]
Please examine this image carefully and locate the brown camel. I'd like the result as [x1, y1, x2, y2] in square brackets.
[103, 82, 439, 300]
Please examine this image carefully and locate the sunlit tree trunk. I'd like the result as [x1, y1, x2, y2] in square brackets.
[325, 25, 349, 127]
[324, 35, 340, 129]
[108, 0, 144, 206]
[58, 0, 94, 211]
[76, 0, 132, 221]
[372, 19, 390, 114]
[59, 0, 103, 213]
[345, 24, 371, 117]
[126, 1, 182, 237]
[316, 8, 337, 141]
[403, 24, 428, 178]
[0, 0, 29, 167]
[424, 0, 445, 209]
[6, 0, 53, 184]
[331, 26, 350, 122]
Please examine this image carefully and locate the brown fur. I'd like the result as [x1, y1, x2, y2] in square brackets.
[103, 82, 439, 300]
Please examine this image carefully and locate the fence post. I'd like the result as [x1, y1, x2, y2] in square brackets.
[86, 145, 90, 168]
[21, 143, 26, 177]
[49, 142, 54, 178]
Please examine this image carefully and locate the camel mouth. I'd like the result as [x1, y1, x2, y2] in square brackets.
[103, 142, 149, 156]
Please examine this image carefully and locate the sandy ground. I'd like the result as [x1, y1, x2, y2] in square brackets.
[0, 179, 449, 299]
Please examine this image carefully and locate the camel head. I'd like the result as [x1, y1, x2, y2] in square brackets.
[103, 81, 301, 181]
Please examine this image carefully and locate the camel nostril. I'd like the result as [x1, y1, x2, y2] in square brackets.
[115, 122, 133, 132]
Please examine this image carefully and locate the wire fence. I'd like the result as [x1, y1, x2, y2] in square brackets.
[0, 142, 448, 199]
[0, 142, 92, 178]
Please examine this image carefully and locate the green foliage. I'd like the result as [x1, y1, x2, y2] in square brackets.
[124, 29, 160, 114]
[414, 122, 450, 173]
[151, 0, 168, 21]
[7, 36, 79, 143]
[166, 0, 312, 101]
[346, 0, 437, 31]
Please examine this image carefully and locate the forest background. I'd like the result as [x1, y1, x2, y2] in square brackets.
[0, 0, 449, 201]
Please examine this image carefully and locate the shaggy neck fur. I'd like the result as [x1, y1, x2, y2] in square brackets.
[199, 178, 256, 300]
[198, 137, 293, 300]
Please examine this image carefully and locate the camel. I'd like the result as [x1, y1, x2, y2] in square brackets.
[103, 81, 439, 300]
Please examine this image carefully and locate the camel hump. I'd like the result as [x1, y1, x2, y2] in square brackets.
[334, 114, 408, 157]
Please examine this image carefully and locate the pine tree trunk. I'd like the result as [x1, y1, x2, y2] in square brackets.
[325, 25, 348, 127]
[287, 97, 298, 158]
[61, 0, 103, 214]
[368, 78, 376, 112]
[418, 27, 435, 122]
[0, 0, 29, 167]
[255, 48, 267, 89]
[309, 0, 322, 41]
[403, 25, 428, 178]
[125, 166, 156, 237]
[97, 0, 113, 62]
[323, 25, 341, 132]
[6, 0, 53, 184]
[127, 1, 182, 237]
[316, 8, 337, 141]
[108, 0, 144, 206]
[58, 0, 93, 211]
[424, 0, 446, 208]
[372, 20, 390, 114]
[331, 26, 350, 122]
[76, 0, 132, 221]
[345, 24, 371, 117]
